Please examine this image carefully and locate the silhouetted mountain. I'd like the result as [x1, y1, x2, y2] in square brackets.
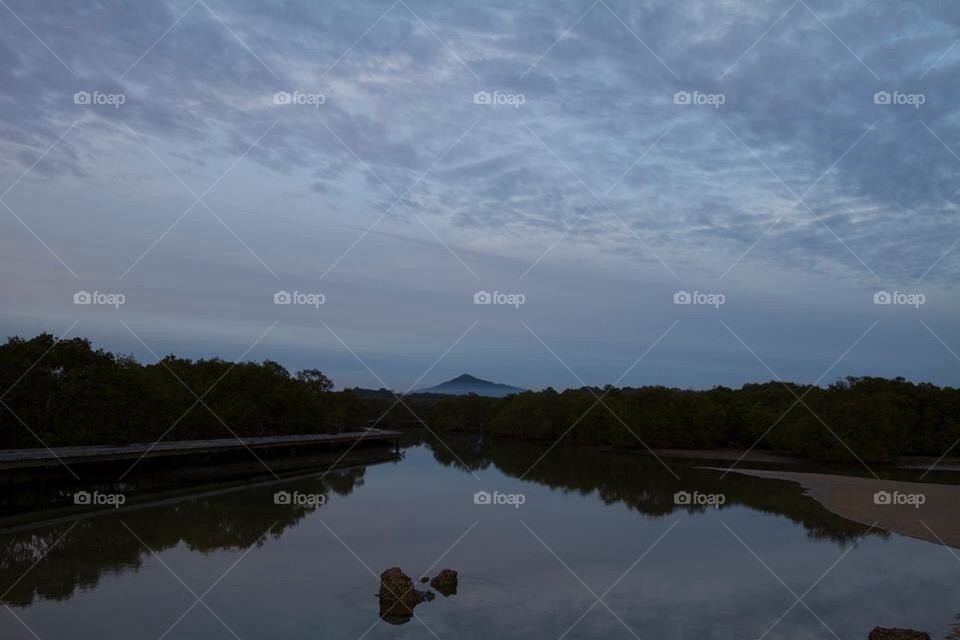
[414, 374, 525, 398]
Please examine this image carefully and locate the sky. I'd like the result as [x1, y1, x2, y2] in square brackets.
[0, 0, 958, 391]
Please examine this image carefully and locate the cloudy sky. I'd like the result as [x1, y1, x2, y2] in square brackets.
[1, 0, 958, 390]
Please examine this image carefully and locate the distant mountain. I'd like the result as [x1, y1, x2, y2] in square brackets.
[414, 374, 525, 398]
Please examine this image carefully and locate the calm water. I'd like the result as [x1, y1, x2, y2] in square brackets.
[2, 439, 958, 639]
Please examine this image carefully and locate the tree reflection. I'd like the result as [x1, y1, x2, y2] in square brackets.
[0, 467, 366, 606]
[420, 434, 882, 546]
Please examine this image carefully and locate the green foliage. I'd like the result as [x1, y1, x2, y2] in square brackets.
[0, 334, 359, 448]
[1, 334, 958, 461]
[484, 377, 960, 461]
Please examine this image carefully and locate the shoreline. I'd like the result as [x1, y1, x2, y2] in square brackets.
[715, 467, 960, 549]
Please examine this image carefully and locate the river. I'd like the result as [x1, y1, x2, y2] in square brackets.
[1, 438, 957, 639]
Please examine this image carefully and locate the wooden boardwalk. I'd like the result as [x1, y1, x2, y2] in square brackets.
[0, 430, 402, 470]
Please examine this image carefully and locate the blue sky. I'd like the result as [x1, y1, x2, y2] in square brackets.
[1, 0, 958, 390]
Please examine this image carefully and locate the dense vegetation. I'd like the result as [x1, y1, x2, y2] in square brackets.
[0, 334, 362, 449]
[486, 380, 960, 461]
[1, 334, 958, 461]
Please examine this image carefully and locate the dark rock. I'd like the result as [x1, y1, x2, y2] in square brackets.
[380, 611, 411, 626]
[430, 569, 458, 597]
[869, 628, 930, 640]
[378, 567, 431, 624]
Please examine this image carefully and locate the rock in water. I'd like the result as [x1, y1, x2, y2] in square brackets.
[378, 567, 431, 624]
[430, 569, 458, 597]
[868, 628, 930, 640]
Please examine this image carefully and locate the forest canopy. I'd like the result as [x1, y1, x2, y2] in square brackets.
[1, 333, 958, 462]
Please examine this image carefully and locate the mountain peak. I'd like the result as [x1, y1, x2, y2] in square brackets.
[415, 374, 525, 398]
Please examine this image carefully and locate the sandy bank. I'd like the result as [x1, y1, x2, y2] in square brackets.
[716, 468, 960, 549]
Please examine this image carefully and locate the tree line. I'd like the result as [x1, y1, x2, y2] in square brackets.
[1, 333, 958, 461]
[0, 334, 361, 449]
[484, 379, 960, 461]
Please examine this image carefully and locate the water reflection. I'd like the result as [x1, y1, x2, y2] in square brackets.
[0, 433, 893, 612]
[418, 434, 882, 546]
[0, 466, 366, 607]
[2, 436, 955, 639]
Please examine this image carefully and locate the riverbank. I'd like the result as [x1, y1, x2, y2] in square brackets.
[649, 448, 801, 464]
[717, 467, 960, 549]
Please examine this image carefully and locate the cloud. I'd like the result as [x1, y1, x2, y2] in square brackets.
[1, 0, 958, 387]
